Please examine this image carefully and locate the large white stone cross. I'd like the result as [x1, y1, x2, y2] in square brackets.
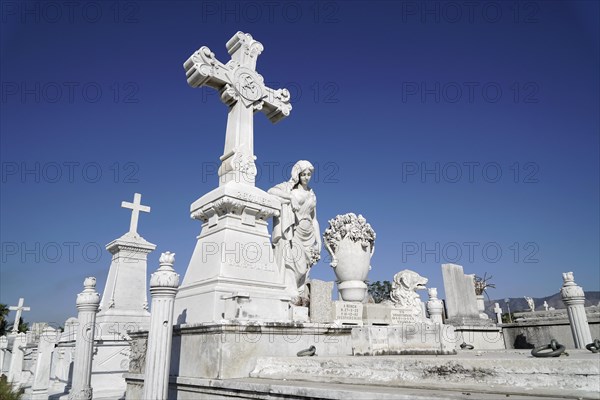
[184, 31, 292, 186]
[121, 193, 151, 235]
[8, 298, 30, 333]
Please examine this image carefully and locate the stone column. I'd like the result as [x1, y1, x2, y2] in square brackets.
[30, 327, 58, 400]
[68, 277, 100, 400]
[427, 288, 444, 324]
[560, 271, 592, 348]
[143, 252, 180, 400]
[0, 336, 7, 374]
[7, 333, 26, 385]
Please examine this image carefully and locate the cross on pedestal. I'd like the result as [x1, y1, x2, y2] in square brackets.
[121, 193, 151, 235]
[8, 298, 30, 333]
[184, 31, 293, 186]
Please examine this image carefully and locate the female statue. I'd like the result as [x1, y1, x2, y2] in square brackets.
[268, 160, 321, 304]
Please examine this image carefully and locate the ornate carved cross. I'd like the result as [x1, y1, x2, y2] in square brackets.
[184, 31, 292, 186]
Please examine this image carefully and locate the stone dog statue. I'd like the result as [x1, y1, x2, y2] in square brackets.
[385, 269, 428, 311]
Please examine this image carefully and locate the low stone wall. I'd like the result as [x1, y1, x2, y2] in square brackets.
[502, 308, 600, 349]
[170, 322, 353, 379]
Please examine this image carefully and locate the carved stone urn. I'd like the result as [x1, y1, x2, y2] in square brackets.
[323, 213, 375, 302]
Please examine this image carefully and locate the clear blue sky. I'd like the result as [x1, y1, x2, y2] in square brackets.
[1, 1, 598, 325]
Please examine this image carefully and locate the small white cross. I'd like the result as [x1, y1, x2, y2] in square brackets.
[121, 193, 151, 234]
[493, 302, 503, 324]
[8, 298, 30, 333]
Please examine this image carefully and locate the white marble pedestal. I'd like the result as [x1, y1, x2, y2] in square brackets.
[174, 182, 292, 324]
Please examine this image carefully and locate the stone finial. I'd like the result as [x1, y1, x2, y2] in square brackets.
[159, 251, 175, 266]
[150, 252, 180, 288]
[428, 287, 438, 300]
[83, 277, 96, 288]
[560, 271, 585, 300]
[426, 287, 444, 324]
[76, 277, 100, 308]
[563, 271, 574, 283]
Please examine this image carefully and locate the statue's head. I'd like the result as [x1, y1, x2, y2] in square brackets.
[289, 160, 314, 187]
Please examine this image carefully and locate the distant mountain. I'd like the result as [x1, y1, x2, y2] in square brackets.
[483, 291, 600, 318]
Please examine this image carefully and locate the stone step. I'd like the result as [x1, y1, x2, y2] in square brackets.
[250, 350, 600, 399]
[167, 376, 587, 400]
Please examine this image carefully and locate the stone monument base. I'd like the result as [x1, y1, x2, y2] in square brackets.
[452, 325, 505, 350]
[127, 321, 353, 383]
[351, 323, 457, 355]
[174, 182, 293, 325]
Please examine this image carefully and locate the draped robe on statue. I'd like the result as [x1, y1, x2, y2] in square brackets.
[269, 181, 320, 300]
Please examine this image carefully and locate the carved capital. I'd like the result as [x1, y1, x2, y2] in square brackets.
[561, 285, 585, 300]
[150, 252, 180, 289]
[76, 277, 100, 308]
[560, 271, 585, 302]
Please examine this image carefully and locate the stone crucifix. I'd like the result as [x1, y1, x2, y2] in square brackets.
[122, 193, 151, 235]
[184, 31, 293, 186]
[493, 302, 503, 324]
[8, 298, 30, 333]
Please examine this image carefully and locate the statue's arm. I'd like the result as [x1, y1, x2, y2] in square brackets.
[268, 184, 292, 203]
[325, 241, 337, 268]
